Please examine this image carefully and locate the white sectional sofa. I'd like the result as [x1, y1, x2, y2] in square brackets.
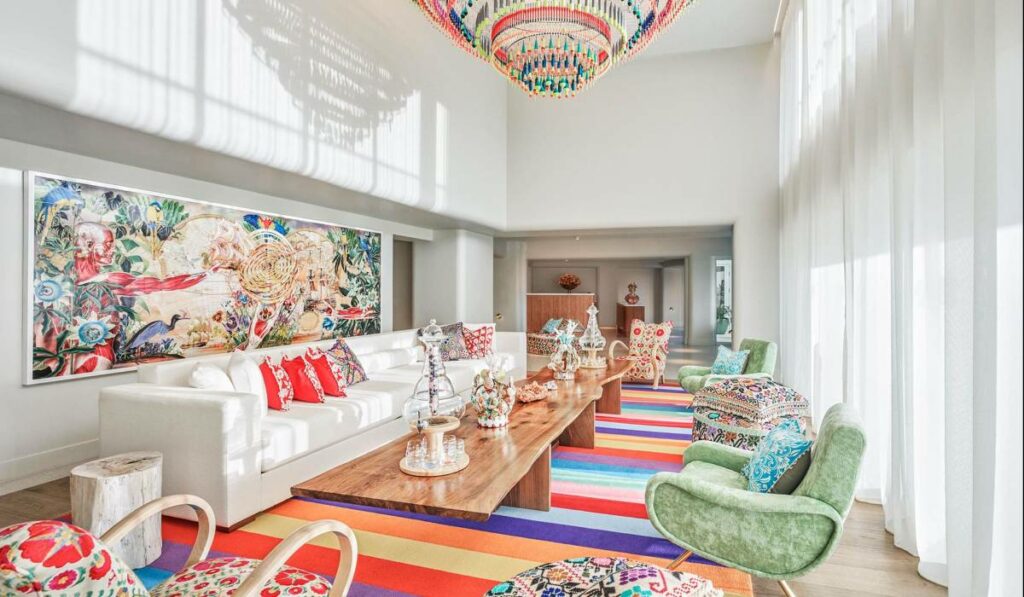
[98, 324, 525, 529]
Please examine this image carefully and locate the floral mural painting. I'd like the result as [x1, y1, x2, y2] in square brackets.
[26, 173, 381, 383]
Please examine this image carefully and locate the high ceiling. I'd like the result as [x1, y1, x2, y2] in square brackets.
[641, 0, 783, 57]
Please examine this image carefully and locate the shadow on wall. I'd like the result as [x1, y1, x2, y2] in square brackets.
[23, 0, 449, 209]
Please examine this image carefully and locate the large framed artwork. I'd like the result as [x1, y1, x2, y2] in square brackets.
[25, 172, 382, 384]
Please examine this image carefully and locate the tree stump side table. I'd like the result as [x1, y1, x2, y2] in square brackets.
[71, 451, 163, 568]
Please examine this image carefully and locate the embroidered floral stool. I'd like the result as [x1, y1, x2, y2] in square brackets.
[0, 495, 358, 597]
[485, 556, 722, 597]
[609, 319, 673, 389]
[691, 378, 810, 450]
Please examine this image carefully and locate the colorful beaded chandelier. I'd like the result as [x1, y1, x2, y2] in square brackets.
[412, 0, 695, 98]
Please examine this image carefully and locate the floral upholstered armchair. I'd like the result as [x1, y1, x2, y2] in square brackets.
[0, 495, 358, 596]
[609, 319, 673, 389]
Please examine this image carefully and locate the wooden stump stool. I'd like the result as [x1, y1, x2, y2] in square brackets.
[71, 452, 162, 568]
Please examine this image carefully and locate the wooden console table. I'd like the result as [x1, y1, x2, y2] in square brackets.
[616, 303, 645, 335]
[291, 361, 630, 521]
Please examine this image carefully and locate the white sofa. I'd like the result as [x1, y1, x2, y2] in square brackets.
[98, 324, 525, 529]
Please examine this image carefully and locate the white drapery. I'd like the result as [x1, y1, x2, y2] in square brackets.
[778, 0, 1022, 594]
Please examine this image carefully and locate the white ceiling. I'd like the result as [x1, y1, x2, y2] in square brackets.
[640, 0, 783, 57]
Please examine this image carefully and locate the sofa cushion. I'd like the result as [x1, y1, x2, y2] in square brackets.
[371, 359, 483, 393]
[281, 355, 325, 404]
[260, 357, 293, 411]
[358, 347, 419, 374]
[228, 352, 267, 415]
[323, 339, 369, 385]
[260, 379, 413, 471]
[189, 363, 233, 391]
[305, 347, 347, 397]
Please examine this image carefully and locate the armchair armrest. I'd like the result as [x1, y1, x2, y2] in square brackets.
[677, 365, 712, 379]
[607, 339, 629, 360]
[99, 384, 263, 528]
[101, 494, 215, 569]
[647, 471, 842, 522]
[234, 519, 358, 597]
[683, 441, 753, 473]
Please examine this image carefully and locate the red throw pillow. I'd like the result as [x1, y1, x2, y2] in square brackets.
[259, 356, 293, 411]
[305, 347, 347, 397]
[463, 326, 495, 358]
[281, 355, 325, 403]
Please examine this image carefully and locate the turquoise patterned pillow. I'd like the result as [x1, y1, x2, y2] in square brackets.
[742, 419, 812, 493]
[711, 345, 750, 375]
[541, 318, 562, 334]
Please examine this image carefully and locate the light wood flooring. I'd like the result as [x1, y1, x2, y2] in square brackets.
[0, 478, 945, 596]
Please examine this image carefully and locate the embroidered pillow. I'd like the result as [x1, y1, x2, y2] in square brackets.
[259, 356, 293, 411]
[711, 345, 750, 375]
[188, 363, 234, 391]
[0, 520, 147, 596]
[742, 418, 812, 493]
[540, 318, 562, 334]
[228, 352, 267, 416]
[420, 322, 471, 361]
[305, 347, 348, 397]
[324, 339, 368, 386]
[463, 326, 495, 358]
[281, 355, 325, 403]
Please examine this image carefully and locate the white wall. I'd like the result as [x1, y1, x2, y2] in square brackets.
[0, 0, 507, 229]
[413, 230, 494, 327]
[507, 43, 780, 347]
[493, 240, 527, 332]
[522, 234, 733, 345]
[0, 137, 433, 494]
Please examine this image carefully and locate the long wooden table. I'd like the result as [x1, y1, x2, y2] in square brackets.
[290, 361, 631, 521]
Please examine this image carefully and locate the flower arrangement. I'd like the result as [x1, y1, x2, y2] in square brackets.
[559, 272, 581, 292]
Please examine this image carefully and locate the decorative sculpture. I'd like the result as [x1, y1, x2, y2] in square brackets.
[547, 320, 581, 381]
[624, 282, 640, 305]
[469, 363, 516, 428]
[579, 304, 607, 369]
[400, 319, 468, 476]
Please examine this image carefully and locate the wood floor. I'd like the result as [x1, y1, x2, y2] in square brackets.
[0, 478, 945, 596]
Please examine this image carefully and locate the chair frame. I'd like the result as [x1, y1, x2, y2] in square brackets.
[100, 495, 358, 597]
[608, 338, 667, 389]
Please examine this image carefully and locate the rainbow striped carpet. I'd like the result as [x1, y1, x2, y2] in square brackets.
[137, 383, 753, 596]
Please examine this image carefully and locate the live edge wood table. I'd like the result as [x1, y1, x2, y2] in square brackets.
[291, 360, 631, 521]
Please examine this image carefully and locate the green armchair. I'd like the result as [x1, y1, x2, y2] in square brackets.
[645, 404, 865, 596]
[678, 338, 778, 393]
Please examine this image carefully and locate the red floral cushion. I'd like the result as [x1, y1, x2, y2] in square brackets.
[0, 520, 146, 596]
[281, 356, 325, 404]
[463, 326, 495, 358]
[305, 348, 347, 397]
[259, 357, 294, 411]
[150, 556, 332, 597]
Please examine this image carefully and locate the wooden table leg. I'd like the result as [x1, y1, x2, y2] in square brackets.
[558, 402, 595, 449]
[596, 377, 622, 414]
[502, 445, 551, 511]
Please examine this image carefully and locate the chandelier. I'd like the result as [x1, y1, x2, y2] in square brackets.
[412, 0, 695, 98]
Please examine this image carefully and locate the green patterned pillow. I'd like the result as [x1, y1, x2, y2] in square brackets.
[710, 345, 750, 375]
[742, 418, 812, 493]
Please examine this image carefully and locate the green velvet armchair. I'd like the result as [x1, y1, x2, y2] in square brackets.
[677, 338, 778, 393]
[645, 404, 865, 596]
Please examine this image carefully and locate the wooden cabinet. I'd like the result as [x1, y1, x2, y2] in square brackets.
[616, 303, 645, 336]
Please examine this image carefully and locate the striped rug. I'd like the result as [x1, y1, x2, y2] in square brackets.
[138, 383, 753, 596]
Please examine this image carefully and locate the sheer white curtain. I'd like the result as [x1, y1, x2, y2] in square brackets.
[778, 0, 1022, 594]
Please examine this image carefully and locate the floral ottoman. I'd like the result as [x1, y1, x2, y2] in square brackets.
[486, 556, 722, 597]
[692, 378, 810, 450]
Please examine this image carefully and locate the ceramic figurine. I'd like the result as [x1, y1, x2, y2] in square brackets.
[547, 320, 581, 381]
[624, 282, 640, 305]
[470, 368, 516, 428]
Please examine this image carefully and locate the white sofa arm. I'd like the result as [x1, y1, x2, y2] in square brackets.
[494, 331, 528, 379]
[99, 384, 262, 529]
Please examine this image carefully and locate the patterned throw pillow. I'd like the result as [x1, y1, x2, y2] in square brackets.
[420, 322, 471, 361]
[0, 520, 148, 596]
[540, 318, 562, 334]
[464, 326, 495, 358]
[710, 345, 750, 375]
[324, 339, 368, 386]
[305, 347, 348, 397]
[259, 356, 294, 411]
[742, 418, 812, 493]
[281, 355, 325, 403]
